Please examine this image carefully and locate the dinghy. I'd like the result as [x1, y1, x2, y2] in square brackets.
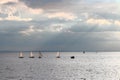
[70, 56, 75, 59]
[56, 51, 60, 58]
[38, 51, 42, 58]
[19, 52, 24, 58]
[83, 51, 85, 54]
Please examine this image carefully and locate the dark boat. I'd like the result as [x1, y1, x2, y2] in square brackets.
[83, 51, 85, 54]
[38, 51, 42, 58]
[71, 56, 75, 59]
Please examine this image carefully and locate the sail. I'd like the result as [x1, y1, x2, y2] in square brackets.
[56, 52, 60, 58]
[38, 51, 42, 58]
[29, 52, 34, 58]
[19, 52, 24, 58]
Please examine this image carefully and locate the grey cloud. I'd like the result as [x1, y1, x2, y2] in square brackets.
[68, 22, 120, 33]
[32, 32, 120, 51]
[19, 0, 82, 13]
[94, 12, 120, 20]
[1, 23, 120, 51]
[3, 2, 17, 5]
[85, 0, 116, 3]
[19, 0, 120, 22]
[19, 0, 63, 9]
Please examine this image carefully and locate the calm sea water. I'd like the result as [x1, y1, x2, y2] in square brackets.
[0, 52, 120, 80]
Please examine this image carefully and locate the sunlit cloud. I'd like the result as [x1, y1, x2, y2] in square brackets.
[0, 0, 18, 4]
[0, 0, 43, 21]
[28, 8, 43, 15]
[86, 18, 120, 27]
[0, 16, 32, 21]
[0, 18, 2, 20]
[86, 18, 112, 26]
[46, 12, 77, 20]
[114, 20, 120, 26]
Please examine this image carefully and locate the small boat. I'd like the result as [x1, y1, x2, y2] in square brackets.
[70, 56, 75, 59]
[83, 51, 85, 54]
[38, 51, 42, 58]
[56, 51, 60, 58]
[29, 51, 34, 58]
[19, 52, 24, 58]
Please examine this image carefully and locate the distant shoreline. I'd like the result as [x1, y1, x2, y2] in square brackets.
[0, 50, 120, 53]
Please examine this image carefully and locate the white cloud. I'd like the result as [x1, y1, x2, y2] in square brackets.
[46, 12, 77, 20]
[28, 8, 43, 15]
[5, 16, 32, 21]
[49, 25, 63, 32]
[86, 18, 120, 27]
[86, 18, 112, 26]
[0, 0, 18, 4]
[114, 20, 120, 26]
[0, 0, 44, 21]
[0, 6, 17, 16]
[0, 18, 3, 21]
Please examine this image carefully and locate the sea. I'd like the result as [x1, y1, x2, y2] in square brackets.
[0, 52, 120, 80]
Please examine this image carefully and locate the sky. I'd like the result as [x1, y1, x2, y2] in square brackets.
[0, 0, 120, 51]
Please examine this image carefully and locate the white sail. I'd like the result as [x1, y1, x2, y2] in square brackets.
[19, 52, 24, 58]
[29, 51, 34, 58]
[56, 52, 60, 58]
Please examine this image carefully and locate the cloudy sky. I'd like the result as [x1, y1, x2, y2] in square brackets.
[0, 0, 120, 51]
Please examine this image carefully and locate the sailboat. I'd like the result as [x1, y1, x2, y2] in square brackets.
[38, 51, 42, 58]
[29, 51, 34, 58]
[19, 52, 24, 58]
[83, 51, 85, 54]
[56, 51, 60, 58]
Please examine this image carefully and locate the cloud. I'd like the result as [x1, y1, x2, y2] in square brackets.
[0, 0, 18, 4]
[47, 24, 64, 32]
[0, 0, 43, 21]
[1, 21, 120, 51]
[1, 0, 120, 51]
[86, 18, 112, 26]
[19, 25, 35, 35]
[19, 23, 65, 36]
[114, 20, 120, 26]
[0, 18, 3, 20]
[0, 16, 32, 21]
[19, 0, 64, 9]
[86, 18, 120, 27]
[46, 12, 77, 20]
[28, 8, 43, 15]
